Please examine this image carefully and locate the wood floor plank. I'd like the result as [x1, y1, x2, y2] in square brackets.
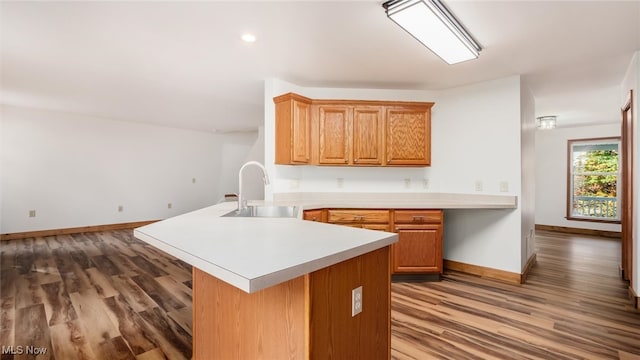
[41, 281, 78, 326]
[90, 255, 122, 277]
[1, 268, 17, 302]
[98, 335, 136, 360]
[137, 307, 191, 360]
[134, 348, 166, 360]
[68, 289, 121, 357]
[166, 306, 192, 337]
[102, 295, 157, 355]
[52, 247, 92, 293]
[13, 272, 46, 311]
[0, 297, 15, 354]
[105, 254, 142, 278]
[147, 257, 191, 284]
[154, 276, 191, 306]
[14, 303, 53, 360]
[109, 275, 158, 313]
[49, 320, 97, 360]
[84, 268, 118, 299]
[128, 257, 168, 278]
[130, 274, 185, 313]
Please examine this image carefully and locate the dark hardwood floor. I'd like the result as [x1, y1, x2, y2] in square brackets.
[1, 229, 638, 359]
[392, 230, 640, 359]
[1, 230, 192, 360]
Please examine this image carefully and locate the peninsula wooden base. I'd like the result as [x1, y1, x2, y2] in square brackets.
[193, 246, 391, 359]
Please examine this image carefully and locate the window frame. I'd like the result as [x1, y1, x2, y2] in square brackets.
[566, 136, 622, 224]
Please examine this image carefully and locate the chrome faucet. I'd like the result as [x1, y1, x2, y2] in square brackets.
[237, 161, 270, 211]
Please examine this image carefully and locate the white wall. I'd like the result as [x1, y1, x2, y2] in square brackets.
[215, 130, 261, 203]
[0, 105, 256, 233]
[535, 123, 622, 233]
[435, 76, 523, 273]
[621, 50, 639, 295]
[264, 76, 526, 274]
[235, 126, 266, 203]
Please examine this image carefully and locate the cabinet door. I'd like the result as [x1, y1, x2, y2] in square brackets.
[352, 107, 384, 165]
[275, 94, 311, 164]
[318, 105, 350, 165]
[291, 100, 311, 163]
[392, 224, 442, 274]
[386, 107, 431, 166]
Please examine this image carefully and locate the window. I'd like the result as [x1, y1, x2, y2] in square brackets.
[567, 137, 621, 222]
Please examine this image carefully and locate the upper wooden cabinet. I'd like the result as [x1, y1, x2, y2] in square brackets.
[274, 93, 312, 164]
[274, 93, 433, 166]
[386, 106, 431, 166]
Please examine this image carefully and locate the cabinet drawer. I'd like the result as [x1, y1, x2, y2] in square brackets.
[303, 209, 325, 222]
[327, 209, 390, 224]
[394, 210, 442, 224]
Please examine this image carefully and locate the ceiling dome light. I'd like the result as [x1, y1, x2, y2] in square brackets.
[241, 33, 256, 43]
[537, 116, 557, 130]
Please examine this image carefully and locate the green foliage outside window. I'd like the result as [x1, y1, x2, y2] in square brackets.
[573, 149, 618, 197]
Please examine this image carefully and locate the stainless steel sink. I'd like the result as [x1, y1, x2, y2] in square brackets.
[222, 205, 299, 218]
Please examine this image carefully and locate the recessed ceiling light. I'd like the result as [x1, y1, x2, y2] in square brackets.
[241, 33, 256, 43]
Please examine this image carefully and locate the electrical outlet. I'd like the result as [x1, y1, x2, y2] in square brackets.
[500, 181, 509, 192]
[168, 203, 172, 209]
[192, 178, 196, 184]
[404, 178, 411, 189]
[337, 178, 344, 188]
[28, 210, 36, 218]
[475, 180, 483, 192]
[118, 205, 123, 212]
[352, 286, 363, 316]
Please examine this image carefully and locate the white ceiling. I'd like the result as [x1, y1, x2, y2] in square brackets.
[1, 1, 639, 132]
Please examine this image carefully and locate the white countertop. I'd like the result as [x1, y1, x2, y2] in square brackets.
[134, 192, 516, 293]
[134, 201, 398, 293]
[275, 192, 518, 210]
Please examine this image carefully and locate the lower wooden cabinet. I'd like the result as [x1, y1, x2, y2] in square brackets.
[392, 209, 443, 275]
[392, 224, 442, 274]
[304, 208, 443, 275]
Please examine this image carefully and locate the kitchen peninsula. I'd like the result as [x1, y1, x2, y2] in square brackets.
[134, 201, 398, 359]
[134, 192, 517, 359]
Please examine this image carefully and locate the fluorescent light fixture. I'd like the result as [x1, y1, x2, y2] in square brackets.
[537, 116, 557, 130]
[384, 0, 481, 64]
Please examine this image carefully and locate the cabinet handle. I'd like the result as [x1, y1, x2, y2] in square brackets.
[344, 158, 348, 163]
[354, 159, 359, 163]
[412, 215, 425, 222]
[387, 159, 391, 163]
[312, 216, 318, 221]
[354, 215, 365, 221]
